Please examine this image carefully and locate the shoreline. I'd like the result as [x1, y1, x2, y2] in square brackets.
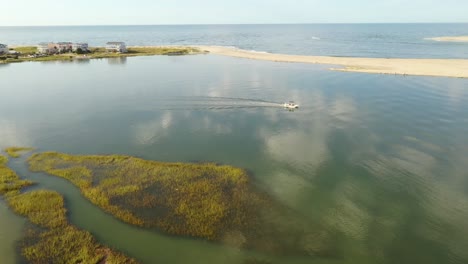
[3, 45, 468, 78]
[195, 46, 468, 78]
[0, 46, 204, 64]
[426, 36, 468, 43]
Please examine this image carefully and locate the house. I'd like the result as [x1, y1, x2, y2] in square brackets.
[37, 43, 51, 54]
[37, 43, 59, 54]
[72, 43, 89, 52]
[106, 42, 127, 53]
[56, 42, 73, 53]
[0, 44, 8, 54]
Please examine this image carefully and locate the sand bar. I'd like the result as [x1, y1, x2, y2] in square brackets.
[197, 46, 468, 78]
[427, 36, 468, 43]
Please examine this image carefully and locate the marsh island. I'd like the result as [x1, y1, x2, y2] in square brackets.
[0, 154, 138, 264]
[28, 152, 333, 257]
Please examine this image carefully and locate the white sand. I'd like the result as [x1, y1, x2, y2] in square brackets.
[427, 36, 468, 43]
[196, 46, 468, 78]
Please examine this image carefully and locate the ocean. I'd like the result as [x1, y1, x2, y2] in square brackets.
[1, 23, 468, 58]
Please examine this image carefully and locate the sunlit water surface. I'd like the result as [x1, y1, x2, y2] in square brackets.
[1, 55, 468, 264]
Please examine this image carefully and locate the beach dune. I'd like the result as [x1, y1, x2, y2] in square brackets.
[197, 46, 468, 79]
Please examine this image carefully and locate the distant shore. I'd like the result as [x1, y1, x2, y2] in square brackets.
[427, 36, 468, 43]
[3, 45, 468, 79]
[196, 46, 468, 79]
[0, 46, 204, 64]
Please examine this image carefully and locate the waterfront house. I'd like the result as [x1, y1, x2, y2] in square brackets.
[0, 44, 8, 54]
[37, 43, 59, 54]
[37, 43, 51, 54]
[106, 42, 127, 53]
[72, 43, 89, 52]
[56, 42, 73, 53]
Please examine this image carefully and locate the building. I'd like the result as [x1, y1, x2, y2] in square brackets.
[106, 42, 127, 53]
[72, 43, 89, 52]
[37, 43, 51, 54]
[0, 44, 8, 54]
[56, 42, 73, 53]
[37, 43, 60, 54]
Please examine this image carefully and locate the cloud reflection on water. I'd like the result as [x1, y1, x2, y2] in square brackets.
[0, 119, 32, 148]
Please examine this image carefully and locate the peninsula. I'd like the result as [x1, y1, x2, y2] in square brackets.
[197, 46, 468, 79]
[4, 44, 468, 79]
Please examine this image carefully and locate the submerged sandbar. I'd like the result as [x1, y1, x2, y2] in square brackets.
[196, 46, 468, 78]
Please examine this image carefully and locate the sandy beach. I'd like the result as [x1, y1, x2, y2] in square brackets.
[427, 36, 468, 42]
[196, 46, 468, 78]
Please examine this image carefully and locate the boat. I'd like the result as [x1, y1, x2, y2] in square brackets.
[283, 101, 299, 109]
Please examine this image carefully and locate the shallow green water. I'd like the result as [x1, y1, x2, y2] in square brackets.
[0, 198, 25, 264]
[1, 55, 468, 263]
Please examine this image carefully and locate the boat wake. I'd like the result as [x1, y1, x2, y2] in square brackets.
[132, 96, 286, 111]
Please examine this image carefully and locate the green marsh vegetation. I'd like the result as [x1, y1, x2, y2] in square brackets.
[0, 154, 139, 264]
[29, 152, 335, 257]
[5, 147, 35, 158]
[0, 155, 33, 196]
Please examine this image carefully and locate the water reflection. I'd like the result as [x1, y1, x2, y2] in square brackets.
[0, 119, 32, 149]
[74, 58, 90, 64]
[133, 111, 173, 145]
[108, 57, 127, 65]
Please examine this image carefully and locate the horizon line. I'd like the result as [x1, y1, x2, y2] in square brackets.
[1, 22, 468, 27]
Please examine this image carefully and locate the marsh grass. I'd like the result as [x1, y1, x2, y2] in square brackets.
[4, 147, 35, 158]
[0, 155, 34, 195]
[29, 152, 335, 256]
[0, 154, 138, 264]
[9, 191, 138, 264]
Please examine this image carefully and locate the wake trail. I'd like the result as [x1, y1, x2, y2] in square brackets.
[120, 96, 285, 111]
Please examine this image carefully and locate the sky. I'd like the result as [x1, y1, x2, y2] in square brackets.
[2, 0, 468, 26]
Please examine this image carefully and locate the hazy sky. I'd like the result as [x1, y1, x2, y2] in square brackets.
[2, 0, 468, 26]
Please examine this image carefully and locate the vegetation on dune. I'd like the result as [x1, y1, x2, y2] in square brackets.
[0, 46, 203, 64]
[89, 46, 201, 56]
[4, 147, 35, 158]
[28, 152, 334, 256]
[12, 46, 37, 55]
[0, 154, 139, 264]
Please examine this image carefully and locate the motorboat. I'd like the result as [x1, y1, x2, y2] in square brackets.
[283, 101, 299, 109]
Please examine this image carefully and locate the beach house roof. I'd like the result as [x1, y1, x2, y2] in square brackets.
[106, 42, 125, 45]
[0, 43, 7, 48]
[57, 42, 72, 44]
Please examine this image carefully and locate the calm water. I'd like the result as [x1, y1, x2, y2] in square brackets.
[1, 55, 468, 264]
[1, 24, 468, 58]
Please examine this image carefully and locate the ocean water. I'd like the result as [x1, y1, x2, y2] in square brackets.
[1, 23, 468, 58]
[1, 55, 468, 264]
